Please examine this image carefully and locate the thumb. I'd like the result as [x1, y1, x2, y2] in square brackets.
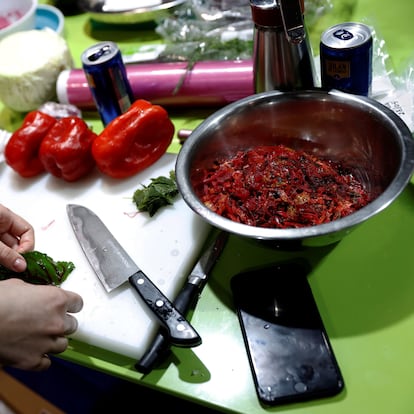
[0, 243, 26, 272]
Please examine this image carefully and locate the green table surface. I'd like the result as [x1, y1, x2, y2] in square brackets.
[3, 1, 414, 413]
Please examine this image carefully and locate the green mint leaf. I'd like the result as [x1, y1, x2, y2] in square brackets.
[133, 170, 179, 217]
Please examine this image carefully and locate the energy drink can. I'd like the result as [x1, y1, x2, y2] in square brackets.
[81, 41, 134, 125]
[320, 22, 373, 96]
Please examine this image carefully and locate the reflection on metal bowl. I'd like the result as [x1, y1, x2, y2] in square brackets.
[78, 0, 187, 24]
[175, 89, 414, 247]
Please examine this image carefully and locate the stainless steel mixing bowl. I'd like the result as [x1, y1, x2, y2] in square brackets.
[78, 0, 186, 24]
[175, 89, 414, 246]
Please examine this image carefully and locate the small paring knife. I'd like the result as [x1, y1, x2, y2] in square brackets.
[66, 204, 201, 348]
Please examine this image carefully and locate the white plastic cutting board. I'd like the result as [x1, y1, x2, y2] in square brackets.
[0, 153, 210, 359]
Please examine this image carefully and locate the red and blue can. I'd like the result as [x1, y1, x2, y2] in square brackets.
[81, 41, 134, 125]
[320, 22, 373, 96]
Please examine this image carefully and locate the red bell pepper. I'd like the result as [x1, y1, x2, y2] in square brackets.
[38, 117, 98, 182]
[91, 99, 175, 179]
[4, 110, 57, 177]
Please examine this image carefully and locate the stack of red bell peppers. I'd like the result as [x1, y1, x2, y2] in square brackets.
[4, 99, 175, 182]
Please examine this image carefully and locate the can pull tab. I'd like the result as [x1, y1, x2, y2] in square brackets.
[279, 0, 305, 44]
[88, 45, 112, 62]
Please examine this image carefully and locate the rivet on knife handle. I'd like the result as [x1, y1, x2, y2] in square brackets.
[129, 271, 201, 347]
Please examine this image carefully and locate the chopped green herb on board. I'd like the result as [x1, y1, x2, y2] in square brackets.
[0, 251, 75, 285]
[133, 170, 179, 217]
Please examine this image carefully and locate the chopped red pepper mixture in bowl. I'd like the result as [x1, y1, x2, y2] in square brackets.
[176, 89, 414, 246]
[197, 144, 373, 229]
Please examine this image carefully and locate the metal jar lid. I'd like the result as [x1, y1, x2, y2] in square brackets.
[250, 0, 304, 28]
[321, 22, 372, 49]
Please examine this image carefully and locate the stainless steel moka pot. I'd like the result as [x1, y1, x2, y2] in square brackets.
[250, 0, 316, 92]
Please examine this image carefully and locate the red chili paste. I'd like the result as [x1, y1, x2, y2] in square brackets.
[196, 144, 373, 229]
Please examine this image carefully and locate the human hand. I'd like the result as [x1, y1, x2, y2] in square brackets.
[0, 278, 83, 371]
[0, 204, 34, 272]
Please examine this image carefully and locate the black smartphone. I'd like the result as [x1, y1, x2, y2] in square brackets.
[231, 261, 344, 406]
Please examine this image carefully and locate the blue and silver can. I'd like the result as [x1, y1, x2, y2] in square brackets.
[320, 22, 373, 96]
[81, 41, 134, 125]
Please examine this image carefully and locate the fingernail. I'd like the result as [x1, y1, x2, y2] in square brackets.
[13, 257, 26, 272]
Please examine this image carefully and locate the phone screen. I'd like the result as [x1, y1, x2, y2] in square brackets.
[231, 261, 344, 406]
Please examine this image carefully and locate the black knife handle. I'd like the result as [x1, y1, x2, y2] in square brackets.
[169, 281, 200, 316]
[135, 282, 200, 373]
[129, 271, 201, 348]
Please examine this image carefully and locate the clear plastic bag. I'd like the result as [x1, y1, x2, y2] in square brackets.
[368, 24, 414, 132]
[155, 0, 333, 63]
[155, 0, 253, 62]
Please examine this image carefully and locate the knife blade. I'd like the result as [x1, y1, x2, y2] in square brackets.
[66, 204, 201, 348]
[135, 230, 229, 373]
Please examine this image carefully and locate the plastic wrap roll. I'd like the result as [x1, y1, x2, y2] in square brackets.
[57, 59, 254, 110]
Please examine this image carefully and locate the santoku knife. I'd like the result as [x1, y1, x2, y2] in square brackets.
[136, 230, 229, 373]
[66, 204, 201, 348]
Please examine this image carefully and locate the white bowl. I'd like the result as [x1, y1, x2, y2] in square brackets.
[0, 0, 37, 40]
